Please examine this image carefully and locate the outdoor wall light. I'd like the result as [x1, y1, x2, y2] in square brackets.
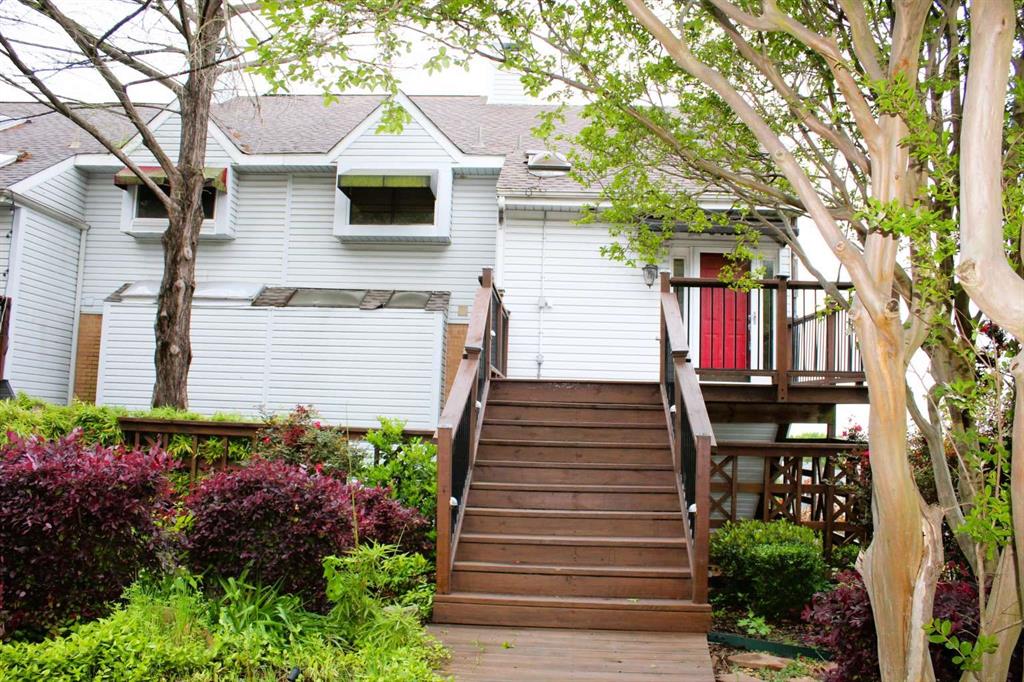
[642, 263, 659, 288]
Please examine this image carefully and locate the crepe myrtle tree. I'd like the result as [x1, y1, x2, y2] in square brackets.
[258, 1, 1024, 679]
[0, 0, 406, 408]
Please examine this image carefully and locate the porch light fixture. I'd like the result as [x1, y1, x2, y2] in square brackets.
[642, 263, 659, 288]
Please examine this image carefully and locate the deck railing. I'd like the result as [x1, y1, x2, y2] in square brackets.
[659, 272, 714, 604]
[118, 416, 434, 480]
[710, 440, 868, 557]
[669, 277, 862, 398]
[435, 268, 509, 594]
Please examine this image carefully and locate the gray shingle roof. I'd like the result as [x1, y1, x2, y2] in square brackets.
[0, 103, 164, 189]
[0, 95, 597, 195]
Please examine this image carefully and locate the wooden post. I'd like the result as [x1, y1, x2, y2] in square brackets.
[692, 434, 712, 604]
[436, 425, 453, 595]
[825, 311, 837, 380]
[774, 278, 790, 402]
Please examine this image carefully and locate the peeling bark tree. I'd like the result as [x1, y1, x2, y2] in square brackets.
[958, 0, 1024, 624]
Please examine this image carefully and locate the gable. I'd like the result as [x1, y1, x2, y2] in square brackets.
[126, 113, 235, 167]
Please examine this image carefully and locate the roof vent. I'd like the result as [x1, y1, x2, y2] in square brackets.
[0, 153, 16, 168]
[526, 150, 571, 177]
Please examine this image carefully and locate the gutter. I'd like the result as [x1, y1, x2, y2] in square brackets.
[0, 189, 89, 231]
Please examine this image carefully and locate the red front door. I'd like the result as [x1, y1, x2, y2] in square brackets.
[699, 253, 750, 369]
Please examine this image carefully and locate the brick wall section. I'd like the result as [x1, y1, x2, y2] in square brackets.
[73, 313, 102, 402]
[444, 323, 468, 399]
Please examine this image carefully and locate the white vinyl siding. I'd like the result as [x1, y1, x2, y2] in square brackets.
[0, 208, 12, 295]
[709, 423, 778, 523]
[6, 207, 82, 403]
[23, 165, 89, 217]
[127, 114, 234, 168]
[287, 174, 495, 321]
[500, 214, 661, 381]
[97, 303, 444, 429]
[80, 172, 495, 321]
[80, 172, 287, 311]
[343, 118, 454, 164]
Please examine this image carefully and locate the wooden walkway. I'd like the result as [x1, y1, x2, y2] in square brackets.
[429, 624, 715, 681]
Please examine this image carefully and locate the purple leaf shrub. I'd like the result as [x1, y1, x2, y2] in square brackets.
[0, 432, 172, 638]
[181, 459, 428, 608]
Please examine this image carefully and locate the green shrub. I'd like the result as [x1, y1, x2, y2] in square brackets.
[710, 520, 828, 618]
[359, 417, 437, 525]
[0, 547, 446, 681]
[828, 543, 861, 571]
[0, 395, 125, 445]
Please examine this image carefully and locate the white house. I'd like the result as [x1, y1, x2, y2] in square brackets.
[0, 89, 790, 430]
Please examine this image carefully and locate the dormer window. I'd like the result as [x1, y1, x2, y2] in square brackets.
[334, 167, 453, 244]
[115, 166, 235, 241]
[339, 175, 435, 225]
[135, 183, 217, 220]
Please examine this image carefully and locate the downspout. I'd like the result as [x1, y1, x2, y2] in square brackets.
[66, 230, 88, 404]
[536, 210, 550, 379]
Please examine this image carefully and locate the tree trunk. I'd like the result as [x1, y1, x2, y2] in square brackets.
[149, 3, 224, 409]
[966, 546, 1023, 682]
[151, 205, 202, 409]
[856, 312, 944, 682]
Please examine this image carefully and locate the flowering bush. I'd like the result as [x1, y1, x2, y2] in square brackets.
[254, 406, 353, 476]
[0, 433, 171, 638]
[181, 459, 429, 608]
[803, 569, 983, 681]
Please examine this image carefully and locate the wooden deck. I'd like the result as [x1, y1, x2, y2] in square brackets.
[429, 624, 715, 681]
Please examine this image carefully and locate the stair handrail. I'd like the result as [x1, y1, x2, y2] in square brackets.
[659, 272, 715, 604]
[435, 267, 509, 594]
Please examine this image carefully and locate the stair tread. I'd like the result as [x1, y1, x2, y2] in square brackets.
[453, 561, 691, 578]
[480, 438, 669, 450]
[464, 507, 681, 519]
[484, 419, 666, 430]
[488, 399, 663, 411]
[472, 482, 676, 493]
[434, 591, 705, 611]
[460, 532, 686, 547]
[476, 460, 674, 471]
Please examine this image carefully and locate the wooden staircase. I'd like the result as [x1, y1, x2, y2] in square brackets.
[433, 379, 712, 632]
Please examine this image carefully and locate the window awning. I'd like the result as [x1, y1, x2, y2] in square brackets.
[113, 166, 229, 192]
[337, 174, 431, 189]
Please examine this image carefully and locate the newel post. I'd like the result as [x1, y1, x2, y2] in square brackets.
[774, 277, 790, 402]
[435, 425, 453, 595]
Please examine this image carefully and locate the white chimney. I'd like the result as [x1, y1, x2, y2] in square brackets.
[487, 42, 535, 105]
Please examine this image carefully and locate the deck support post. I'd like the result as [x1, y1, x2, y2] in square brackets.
[774, 277, 790, 401]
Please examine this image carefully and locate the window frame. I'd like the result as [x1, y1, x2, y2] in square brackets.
[333, 165, 453, 244]
[119, 167, 234, 241]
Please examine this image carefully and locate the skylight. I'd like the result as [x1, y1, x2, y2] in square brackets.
[526, 150, 571, 177]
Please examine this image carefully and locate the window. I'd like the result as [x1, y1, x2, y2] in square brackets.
[333, 168, 452, 244]
[345, 187, 435, 225]
[338, 175, 435, 225]
[136, 183, 216, 220]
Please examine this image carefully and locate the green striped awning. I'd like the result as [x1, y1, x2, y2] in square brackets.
[337, 174, 431, 189]
[113, 166, 229, 192]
